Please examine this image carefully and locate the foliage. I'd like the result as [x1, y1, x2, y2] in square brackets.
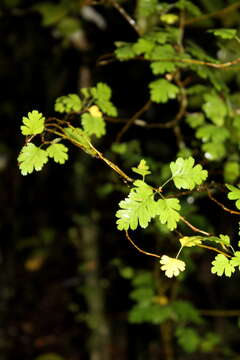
[11, 0, 240, 357]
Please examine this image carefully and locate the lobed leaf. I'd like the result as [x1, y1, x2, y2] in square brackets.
[226, 184, 240, 210]
[156, 198, 181, 230]
[208, 29, 237, 40]
[81, 113, 106, 138]
[21, 110, 45, 136]
[170, 157, 208, 190]
[18, 143, 48, 175]
[160, 255, 186, 278]
[116, 180, 157, 230]
[211, 254, 235, 277]
[149, 79, 179, 103]
[55, 94, 82, 113]
[46, 143, 68, 164]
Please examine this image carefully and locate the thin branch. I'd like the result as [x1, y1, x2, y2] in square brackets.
[180, 215, 211, 236]
[184, 2, 240, 26]
[115, 100, 151, 142]
[107, 0, 140, 35]
[200, 309, 240, 317]
[197, 244, 232, 258]
[87, 141, 134, 183]
[125, 231, 161, 259]
[207, 189, 240, 216]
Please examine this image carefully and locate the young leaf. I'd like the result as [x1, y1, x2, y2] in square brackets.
[18, 143, 48, 175]
[208, 29, 237, 40]
[160, 255, 186, 278]
[132, 159, 151, 178]
[46, 143, 68, 164]
[21, 110, 45, 136]
[179, 236, 203, 247]
[91, 83, 117, 116]
[156, 198, 181, 230]
[211, 254, 235, 277]
[81, 113, 106, 138]
[54, 94, 82, 113]
[149, 79, 179, 103]
[64, 127, 96, 156]
[170, 157, 208, 190]
[226, 184, 240, 210]
[202, 93, 227, 126]
[116, 180, 157, 230]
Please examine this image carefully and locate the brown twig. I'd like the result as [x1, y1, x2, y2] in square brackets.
[115, 100, 151, 142]
[197, 244, 232, 258]
[180, 215, 211, 236]
[125, 231, 161, 259]
[107, 0, 140, 35]
[184, 2, 240, 26]
[207, 189, 240, 215]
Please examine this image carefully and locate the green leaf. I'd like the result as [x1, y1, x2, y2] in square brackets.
[18, 143, 48, 175]
[175, 0, 202, 16]
[230, 251, 240, 270]
[179, 236, 203, 247]
[176, 327, 200, 353]
[160, 14, 179, 24]
[148, 44, 176, 61]
[132, 159, 151, 178]
[170, 157, 208, 190]
[54, 94, 82, 113]
[21, 110, 45, 136]
[156, 198, 181, 230]
[81, 113, 106, 138]
[136, 0, 158, 17]
[211, 254, 235, 277]
[226, 184, 240, 210]
[196, 125, 230, 143]
[160, 255, 185, 278]
[64, 127, 96, 156]
[46, 143, 68, 164]
[224, 161, 240, 183]
[149, 79, 179, 103]
[186, 113, 205, 129]
[150, 61, 177, 75]
[208, 29, 237, 40]
[116, 180, 157, 230]
[172, 300, 202, 324]
[133, 38, 155, 56]
[202, 93, 227, 126]
[91, 83, 117, 116]
[33, 3, 68, 26]
[202, 142, 226, 161]
[114, 42, 135, 60]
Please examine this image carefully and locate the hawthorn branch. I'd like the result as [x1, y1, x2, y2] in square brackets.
[207, 189, 240, 216]
[180, 215, 211, 236]
[125, 231, 161, 259]
[107, 0, 140, 35]
[184, 2, 240, 26]
[115, 100, 151, 142]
